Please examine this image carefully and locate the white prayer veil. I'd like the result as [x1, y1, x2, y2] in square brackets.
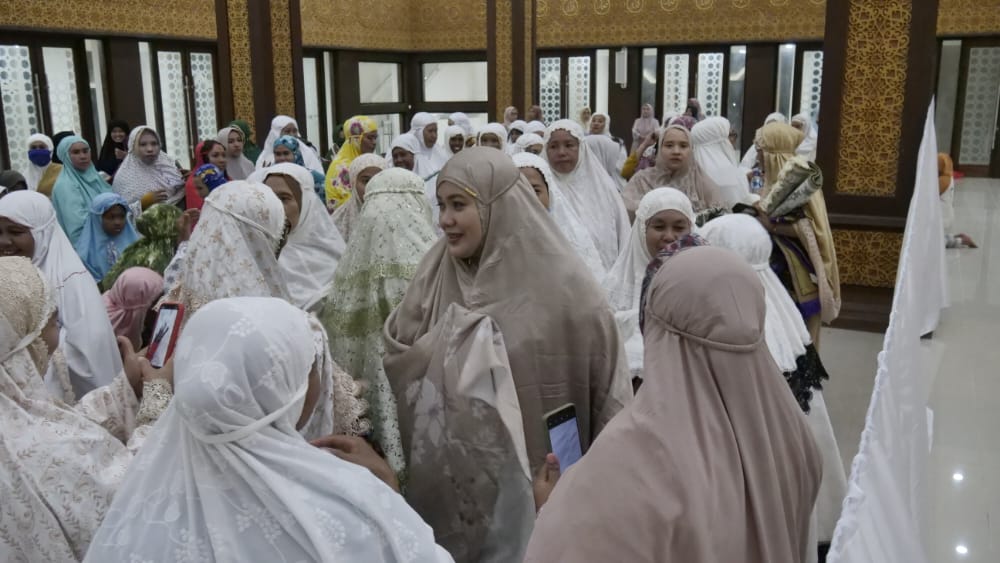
[84, 297, 451, 563]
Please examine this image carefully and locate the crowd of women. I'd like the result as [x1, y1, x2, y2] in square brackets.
[1, 98, 848, 562]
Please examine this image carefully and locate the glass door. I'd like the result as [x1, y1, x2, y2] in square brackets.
[953, 41, 1000, 177]
[658, 48, 728, 118]
[537, 51, 595, 124]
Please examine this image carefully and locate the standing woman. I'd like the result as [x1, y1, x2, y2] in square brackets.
[631, 103, 659, 151]
[332, 153, 386, 242]
[502, 105, 519, 129]
[384, 148, 632, 560]
[217, 125, 255, 180]
[691, 116, 752, 208]
[0, 191, 122, 399]
[50, 135, 113, 245]
[250, 163, 345, 312]
[623, 124, 723, 219]
[182, 140, 229, 210]
[320, 167, 438, 477]
[95, 119, 130, 178]
[792, 113, 819, 161]
[324, 115, 379, 208]
[409, 112, 450, 180]
[25, 133, 61, 195]
[544, 119, 630, 269]
[230, 118, 261, 163]
[112, 125, 184, 214]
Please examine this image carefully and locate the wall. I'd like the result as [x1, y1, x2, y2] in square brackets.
[0, 0, 216, 39]
[938, 0, 1000, 36]
[299, 0, 488, 50]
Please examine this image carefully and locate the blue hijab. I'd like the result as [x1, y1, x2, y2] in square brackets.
[74, 192, 140, 281]
[51, 135, 113, 245]
[274, 135, 326, 202]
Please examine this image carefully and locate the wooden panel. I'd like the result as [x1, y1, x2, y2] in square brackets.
[741, 44, 778, 156]
[0, 0, 216, 39]
[103, 38, 147, 127]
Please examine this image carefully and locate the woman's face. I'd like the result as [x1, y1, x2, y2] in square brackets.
[360, 131, 378, 154]
[791, 118, 807, 133]
[525, 144, 543, 156]
[644, 210, 691, 257]
[546, 130, 580, 174]
[227, 131, 244, 157]
[273, 145, 296, 164]
[137, 131, 160, 164]
[391, 148, 414, 171]
[479, 134, 502, 150]
[437, 181, 483, 260]
[449, 135, 465, 155]
[589, 115, 606, 135]
[110, 127, 127, 143]
[520, 166, 550, 210]
[507, 107, 519, 121]
[0, 217, 35, 258]
[42, 311, 60, 356]
[296, 364, 321, 430]
[264, 174, 302, 230]
[641, 104, 653, 118]
[509, 129, 523, 143]
[68, 142, 92, 171]
[207, 143, 227, 170]
[101, 205, 128, 237]
[580, 108, 592, 123]
[194, 177, 210, 200]
[422, 123, 438, 148]
[354, 166, 381, 203]
[660, 128, 691, 172]
[465, 136, 477, 147]
[280, 123, 299, 137]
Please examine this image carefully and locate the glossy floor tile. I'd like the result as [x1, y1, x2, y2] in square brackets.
[819, 177, 1000, 562]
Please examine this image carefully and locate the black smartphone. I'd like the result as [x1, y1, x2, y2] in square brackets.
[146, 302, 184, 369]
[543, 403, 583, 470]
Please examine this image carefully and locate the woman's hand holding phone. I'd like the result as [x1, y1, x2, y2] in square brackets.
[533, 453, 561, 512]
[119, 336, 175, 400]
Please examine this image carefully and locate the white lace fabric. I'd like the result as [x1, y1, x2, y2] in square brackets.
[84, 297, 449, 563]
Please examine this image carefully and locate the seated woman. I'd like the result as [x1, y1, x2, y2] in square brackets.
[103, 266, 164, 349]
[0, 256, 171, 561]
[25, 133, 62, 195]
[477, 122, 508, 151]
[217, 125, 255, 180]
[0, 191, 122, 399]
[700, 213, 847, 555]
[601, 187, 695, 384]
[183, 140, 230, 210]
[256, 115, 325, 176]
[320, 167, 438, 477]
[250, 163, 345, 312]
[524, 246, 821, 563]
[112, 126, 184, 214]
[444, 124, 466, 156]
[513, 133, 544, 155]
[324, 115, 379, 208]
[100, 203, 182, 291]
[271, 135, 326, 202]
[84, 297, 452, 563]
[332, 153, 386, 242]
[384, 148, 632, 561]
[74, 193, 140, 281]
[50, 135, 113, 245]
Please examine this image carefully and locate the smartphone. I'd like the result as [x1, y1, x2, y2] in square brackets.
[543, 403, 583, 470]
[146, 302, 184, 369]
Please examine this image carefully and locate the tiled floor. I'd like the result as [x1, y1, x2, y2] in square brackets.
[820, 177, 1000, 562]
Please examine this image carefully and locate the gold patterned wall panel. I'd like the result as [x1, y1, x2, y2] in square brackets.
[536, 0, 826, 48]
[228, 0, 255, 130]
[495, 0, 514, 117]
[271, 0, 296, 117]
[833, 0, 909, 196]
[524, 0, 534, 107]
[300, 0, 487, 50]
[938, 0, 1000, 36]
[0, 0, 216, 39]
[833, 229, 903, 288]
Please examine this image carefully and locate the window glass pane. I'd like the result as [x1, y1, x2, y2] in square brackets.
[138, 42, 158, 130]
[935, 40, 962, 155]
[303, 57, 320, 148]
[727, 45, 747, 147]
[538, 57, 561, 123]
[567, 56, 591, 126]
[367, 113, 401, 156]
[157, 50, 191, 168]
[662, 53, 689, 116]
[595, 49, 609, 114]
[641, 47, 657, 109]
[423, 62, 487, 102]
[189, 52, 217, 143]
[798, 50, 823, 123]
[696, 52, 725, 117]
[323, 52, 335, 150]
[958, 46, 1000, 166]
[775, 44, 796, 118]
[359, 62, 400, 104]
[0, 44, 41, 172]
[85, 39, 108, 146]
[42, 46, 82, 136]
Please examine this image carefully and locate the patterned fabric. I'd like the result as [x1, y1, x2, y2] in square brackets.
[112, 126, 184, 211]
[84, 297, 449, 563]
[332, 153, 387, 243]
[74, 192, 140, 281]
[320, 167, 437, 476]
[638, 232, 709, 335]
[50, 135, 113, 245]
[324, 115, 378, 207]
[100, 203, 181, 291]
[0, 256, 143, 561]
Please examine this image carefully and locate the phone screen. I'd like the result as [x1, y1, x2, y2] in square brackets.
[548, 416, 583, 470]
[147, 306, 180, 368]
